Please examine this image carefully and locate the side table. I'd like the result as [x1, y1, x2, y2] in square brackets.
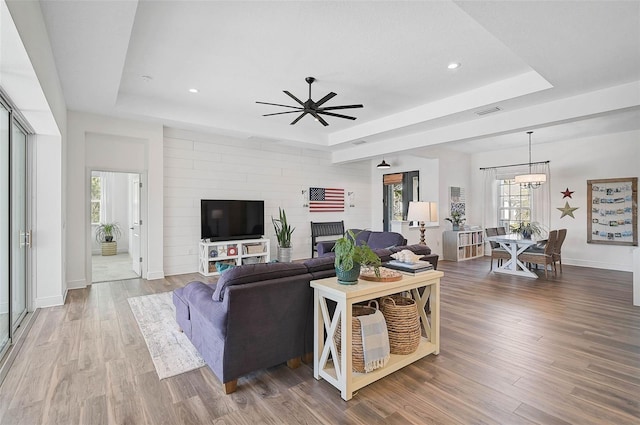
[311, 270, 443, 400]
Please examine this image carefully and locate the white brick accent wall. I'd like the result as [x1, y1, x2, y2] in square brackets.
[163, 128, 372, 276]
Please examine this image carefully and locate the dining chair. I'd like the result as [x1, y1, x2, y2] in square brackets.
[496, 226, 506, 235]
[486, 227, 510, 270]
[518, 230, 557, 278]
[553, 229, 567, 273]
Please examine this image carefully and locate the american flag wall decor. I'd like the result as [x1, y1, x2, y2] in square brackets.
[309, 187, 345, 212]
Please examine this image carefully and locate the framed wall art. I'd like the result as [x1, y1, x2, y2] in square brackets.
[587, 177, 637, 246]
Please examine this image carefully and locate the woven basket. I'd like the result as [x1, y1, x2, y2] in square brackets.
[380, 295, 421, 355]
[334, 301, 378, 373]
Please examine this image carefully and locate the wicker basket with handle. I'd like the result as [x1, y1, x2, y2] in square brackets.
[333, 301, 378, 373]
[380, 295, 421, 355]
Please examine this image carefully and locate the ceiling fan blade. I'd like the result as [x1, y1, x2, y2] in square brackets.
[319, 104, 363, 111]
[290, 112, 308, 125]
[263, 110, 303, 117]
[256, 101, 302, 109]
[314, 92, 337, 107]
[284, 91, 305, 106]
[317, 111, 357, 120]
[310, 111, 329, 126]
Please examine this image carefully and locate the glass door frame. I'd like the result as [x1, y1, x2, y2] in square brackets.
[10, 118, 30, 332]
[0, 93, 33, 363]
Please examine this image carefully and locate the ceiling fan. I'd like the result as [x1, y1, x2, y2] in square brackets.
[256, 77, 363, 126]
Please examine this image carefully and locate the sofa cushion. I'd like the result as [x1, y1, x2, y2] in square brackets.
[367, 231, 406, 249]
[373, 248, 394, 263]
[392, 244, 432, 256]
[351, 229, 371, 246]
[304, 255, 336, 273]
[212, 262, 309, 301]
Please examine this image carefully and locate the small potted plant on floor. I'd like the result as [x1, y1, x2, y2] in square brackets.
[272, 207, 295, 262]
[333, 230, 381, 285]
[95, 222, 122, 256]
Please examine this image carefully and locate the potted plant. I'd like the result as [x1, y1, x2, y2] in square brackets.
[445, 211, 465, 231]
[510, 221, 544, 239]
[332, 230, 382, 285]
[272, 207, 295, 262]
[95, 222, 122, 256]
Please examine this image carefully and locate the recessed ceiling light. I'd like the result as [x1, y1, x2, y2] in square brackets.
[447, 63, 461, 70]
[188, 88, 199, 93]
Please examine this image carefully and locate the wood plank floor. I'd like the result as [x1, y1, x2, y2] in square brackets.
[1, 258, 639, 424]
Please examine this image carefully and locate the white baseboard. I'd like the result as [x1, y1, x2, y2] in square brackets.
[67, 278, 87, 289]
[146, 270, 165, 280]
[565, 258, 632, 272]
[164, 265, 198, 276]
[633, 248, 639, 307]
[35, 294, 66, 308]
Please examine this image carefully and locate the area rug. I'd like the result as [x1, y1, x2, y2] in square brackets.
[128, 291, 205, 380]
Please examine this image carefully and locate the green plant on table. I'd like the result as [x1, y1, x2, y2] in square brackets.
[510, 221, 544, 239]
[333, 230, 382, 277]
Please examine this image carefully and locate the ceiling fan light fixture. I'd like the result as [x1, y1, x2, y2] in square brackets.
[256, 77, 363, 126]
[377, 159, 391, 169]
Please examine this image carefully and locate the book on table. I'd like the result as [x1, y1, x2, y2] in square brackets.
[384, 260, 434, 274]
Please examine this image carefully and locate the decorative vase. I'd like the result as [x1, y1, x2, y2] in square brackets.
[277, 246, 293, 262]
[522, 229, 531, 239]
[335, 263, 361, 285]
[452, 224, 460, 231]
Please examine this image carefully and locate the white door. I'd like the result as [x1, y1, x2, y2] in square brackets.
[130, 175, 141, 276]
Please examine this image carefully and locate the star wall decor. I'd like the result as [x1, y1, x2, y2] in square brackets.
[561, 188, 574, 198]
[557, 201, 579, 218]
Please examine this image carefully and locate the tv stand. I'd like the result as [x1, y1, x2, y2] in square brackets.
[198, 238, 270, 276]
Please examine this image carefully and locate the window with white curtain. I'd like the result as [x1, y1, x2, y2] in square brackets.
[482, 162, 551, 236]
[497, 179, 531, 231]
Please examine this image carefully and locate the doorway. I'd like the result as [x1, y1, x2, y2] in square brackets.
[90, 171, 142, 283]
[382, 170, 420, 231]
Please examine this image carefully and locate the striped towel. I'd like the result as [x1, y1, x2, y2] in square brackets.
[357, 310, 390, 373]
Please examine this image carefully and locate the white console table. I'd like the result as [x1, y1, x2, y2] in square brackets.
[311, 270, 443, 401]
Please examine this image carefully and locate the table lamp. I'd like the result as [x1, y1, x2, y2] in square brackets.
[407, 201, 438, 245]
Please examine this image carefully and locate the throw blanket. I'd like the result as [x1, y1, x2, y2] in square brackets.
[357, 310, 390, 373]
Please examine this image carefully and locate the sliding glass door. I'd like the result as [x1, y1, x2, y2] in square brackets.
[0, 99, 30, 359]
[11, 123, 28, 330]
[0, 103, 9, 356]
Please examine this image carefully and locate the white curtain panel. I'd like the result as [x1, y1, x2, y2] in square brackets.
[99, 171, 117, 224]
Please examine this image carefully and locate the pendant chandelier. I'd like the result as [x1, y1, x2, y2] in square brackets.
[515, 131, 546, 189]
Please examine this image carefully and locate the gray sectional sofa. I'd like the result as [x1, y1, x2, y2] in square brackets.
[173, 244, 438, 394]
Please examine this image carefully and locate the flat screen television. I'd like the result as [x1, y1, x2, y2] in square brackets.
[201, 199, 265, 241]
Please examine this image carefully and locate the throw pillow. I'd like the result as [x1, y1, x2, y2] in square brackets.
[215, 262, 236, 274]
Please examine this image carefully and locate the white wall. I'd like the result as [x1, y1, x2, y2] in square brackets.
[470, 130, 640, 272]
[66, 112, 164, 288]
[163, 128, 372, 276]
[5, 0, 67, 308]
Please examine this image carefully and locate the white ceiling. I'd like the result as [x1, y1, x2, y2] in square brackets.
[38, 0, 640, 161]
